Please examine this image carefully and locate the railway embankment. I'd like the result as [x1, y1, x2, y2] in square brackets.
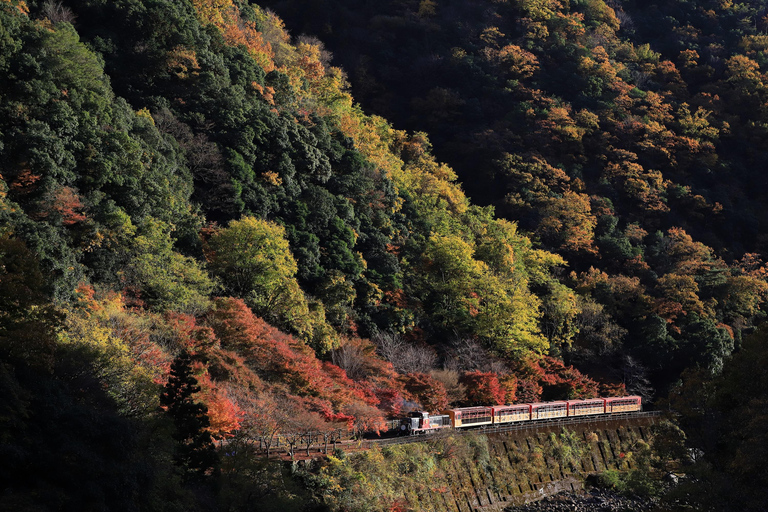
[428, 412, 661, 511]
[292, 412, 665, 511]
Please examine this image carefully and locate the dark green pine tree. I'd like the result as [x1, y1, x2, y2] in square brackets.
[160, 350, 218, 482]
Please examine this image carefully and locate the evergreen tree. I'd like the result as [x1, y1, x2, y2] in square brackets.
[160, 350, 218, 482]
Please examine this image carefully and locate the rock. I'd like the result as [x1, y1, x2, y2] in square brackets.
[505, 488, 658, 512]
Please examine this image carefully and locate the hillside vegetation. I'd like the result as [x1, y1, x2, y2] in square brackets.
[262, 0, 768, 391]
[1, 0, 767, 510]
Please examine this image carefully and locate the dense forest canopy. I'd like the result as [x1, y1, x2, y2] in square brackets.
[1, 0, 767, 510]
[260, 0, 768, 388]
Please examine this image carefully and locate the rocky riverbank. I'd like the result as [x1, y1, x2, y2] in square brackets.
[505, 488, 659, 512]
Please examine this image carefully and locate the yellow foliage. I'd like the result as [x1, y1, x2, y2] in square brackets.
[554, 11, 586, 38]
[581, 46, 620, 82]
[498, 44, 539, 78]
[581, 0, 620, 31]
[60, 293, 165, 416]
[338, 113, 403, 183]
[166, 46, 201, 79]
[517, 0, 564, 21]
[656, 273, 705, 317]
[417, 0, 437, 18]
[603, 160, 670, 213]
[539, 190, 598, 255]
[135, 107, 154, 124]
[480, 26, 505, 46]
[740, 35, 768, 57]
[475, 219, 520, 274]
[261, 170, 282, 186]
[191, 0, 275, 72]
[2, 0, 28, 14]
[677, 103, 719, 141]
[521, 18, 550, 40]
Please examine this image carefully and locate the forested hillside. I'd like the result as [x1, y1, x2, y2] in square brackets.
[261, 0, 768, 390]
[1, 0, 767, 510]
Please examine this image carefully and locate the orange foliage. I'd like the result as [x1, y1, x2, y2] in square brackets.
[2, 0, 28, 15]
[516, 377, 543, 403]
[191, 0, 275, 72]
[167, 46, 201, 79]
[401, 372, 448, 412]
[599, 381, 626, 397]
[196, 371, 243, 439]
[252, 83, 275, 105]
[384, 288, 408, 308]
[296, 42, 325, 81]
[655, 273, 705, 322]
[603, 159, 670, 213]
[539, 190, 598, 255]
[43, 186, 87, 225]
[496, 44, 539, 78]
[204, 298, 390, 430]
[513, 356, 603, 401]
[738, 253, 768, 278]
[165, 311, 219, 360]
[499, 374, 518, 403]
[8, 167, 41, 195]
[662, 227, 719, 275]
[459, 371, 506, 405]
[374, 387, 405, 417]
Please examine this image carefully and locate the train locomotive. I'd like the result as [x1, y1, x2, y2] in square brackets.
[398, 396, 642, 435]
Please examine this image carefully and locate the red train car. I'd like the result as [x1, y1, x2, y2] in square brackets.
[530, 401, 569, 420]
[605, 396, 642, 413]
[396, 396, 643, 434]
[492, 404, 532, 425]
[567, 398, 607, 417]
[447, 406, 494, 428]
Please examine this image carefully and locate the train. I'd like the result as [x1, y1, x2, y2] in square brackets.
[398, 396, 642, 435]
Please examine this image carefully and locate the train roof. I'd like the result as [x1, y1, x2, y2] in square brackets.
[529, 400, 569, 407]
[446, 406, 496, 413]
[440, 396, 641, 415]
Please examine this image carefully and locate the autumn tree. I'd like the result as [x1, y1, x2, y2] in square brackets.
[401, 372, 448, 412]
[418, 232, 548, 357]
[207, 217, 336, 351]
[195, 374, 243, 440]
[59, 296, 161, 417]
[459, 371, 506, 406]
[343, 402, 386, 438]
[331, 338, 370, 381]
[499, 374, 518, 403]
[429, 369, 467, 405]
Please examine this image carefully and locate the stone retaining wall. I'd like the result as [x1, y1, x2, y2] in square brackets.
[411, 415, 659, 512]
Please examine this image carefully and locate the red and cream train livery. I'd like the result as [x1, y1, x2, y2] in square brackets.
[399, 396, 642, 434]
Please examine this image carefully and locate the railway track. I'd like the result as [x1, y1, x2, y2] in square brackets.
[257, 411, 664, 461]
[366, 410, 664, 449]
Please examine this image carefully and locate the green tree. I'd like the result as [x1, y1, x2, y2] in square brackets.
[207, 216, 297, 302]
[0, 236, 60, 370]
[207, 216, 337, 351]
[123, 218, 216, 313]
